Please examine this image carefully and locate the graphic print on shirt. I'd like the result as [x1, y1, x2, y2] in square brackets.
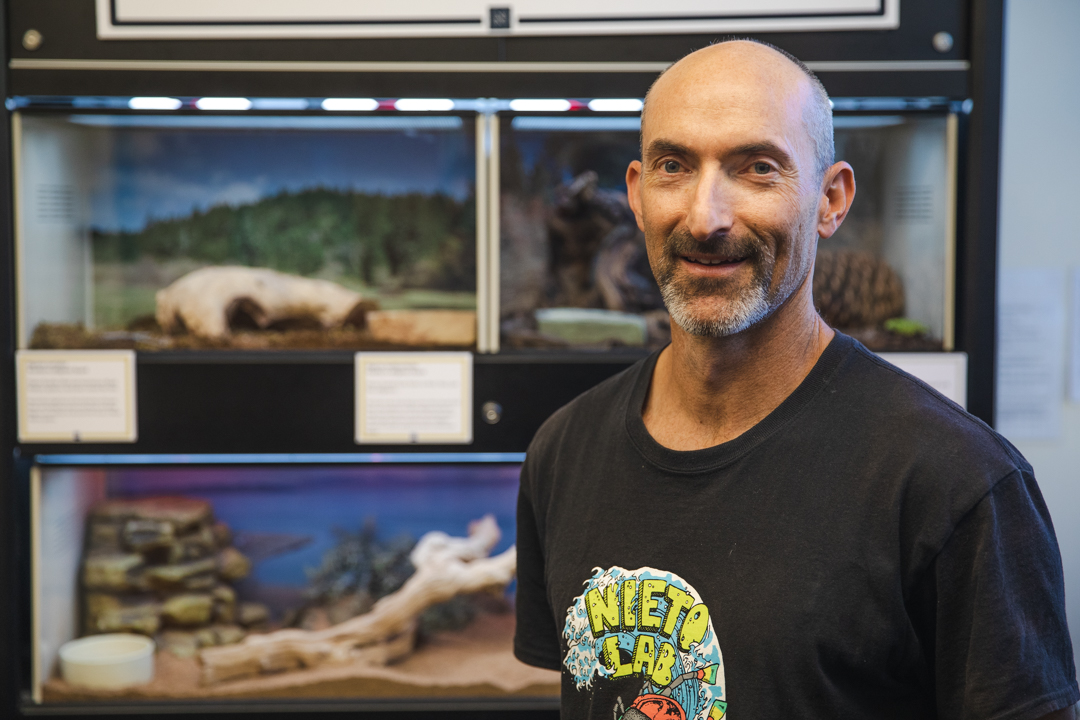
[563, 566, 727, 720]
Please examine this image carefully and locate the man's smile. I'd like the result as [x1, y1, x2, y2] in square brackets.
[678, 253, 749, 276]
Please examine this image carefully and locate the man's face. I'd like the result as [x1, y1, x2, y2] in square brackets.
[628, 45, 826, 338]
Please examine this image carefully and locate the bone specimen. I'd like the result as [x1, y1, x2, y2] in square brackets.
[156, 266, 368, 340]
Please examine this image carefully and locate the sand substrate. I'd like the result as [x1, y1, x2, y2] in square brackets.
[30, 322, 475, 352]
[43, 613, 559, 702]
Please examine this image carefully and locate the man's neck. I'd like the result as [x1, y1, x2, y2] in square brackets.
[642, 284, 834, 451]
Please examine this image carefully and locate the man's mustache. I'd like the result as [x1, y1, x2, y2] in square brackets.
[661, 228, 770, 263]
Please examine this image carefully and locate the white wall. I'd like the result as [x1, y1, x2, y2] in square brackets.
[998, 0, 1080, 675]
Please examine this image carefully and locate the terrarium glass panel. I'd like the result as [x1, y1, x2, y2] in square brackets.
[33, 462, 558, 704]
[498, 113, 954, 352]
[499, 115, 664, 351]
[824, 114, 954, 350]
[17, 113, 478, 351]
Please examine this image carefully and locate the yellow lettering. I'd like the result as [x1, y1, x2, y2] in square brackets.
[631, 633, 656, 677]
[586, 585, 620, 636]
[639, 579, 666, 630]
[601, 635, 633, 678]
[621, 579, 638, 630]
[660, 585, 694, 638]
[651, 640, 677, 686]
[678, 603, 710, 651]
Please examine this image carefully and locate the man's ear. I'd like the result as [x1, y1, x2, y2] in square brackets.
[626, 160, 646, 232]
[817, 161, 856, 240]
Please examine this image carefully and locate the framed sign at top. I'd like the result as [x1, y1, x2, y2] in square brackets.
[97, 0, 898, 39]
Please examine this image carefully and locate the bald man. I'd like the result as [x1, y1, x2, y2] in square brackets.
[514, 40, 1079, 720]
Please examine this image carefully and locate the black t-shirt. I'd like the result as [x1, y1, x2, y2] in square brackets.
[515, 332, 1079, 720]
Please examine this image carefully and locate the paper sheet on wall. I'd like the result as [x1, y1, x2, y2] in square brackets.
[355, 352, 473, 444]
[1070, 268, 1080, 403]
[996, 268, 1066, 439]
[16, 350, 138, 443]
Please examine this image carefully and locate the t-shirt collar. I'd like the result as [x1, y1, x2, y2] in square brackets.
[624, 331, 855, 473]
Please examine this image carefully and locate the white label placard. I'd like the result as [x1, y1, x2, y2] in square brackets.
[355, 352, 473, 444]
[878, 352, 968, 408]
[98, 0, 897, 39]
[17, 350, 138, 443]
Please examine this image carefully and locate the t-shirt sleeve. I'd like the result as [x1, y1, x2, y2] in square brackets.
[513, 456, 563, 671]
[922, 468, 1080, 720]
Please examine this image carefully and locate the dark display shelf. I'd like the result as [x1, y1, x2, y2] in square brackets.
[15, 354, 640, 456]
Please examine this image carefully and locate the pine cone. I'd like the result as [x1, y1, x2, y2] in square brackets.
[813, 250, 904, 328]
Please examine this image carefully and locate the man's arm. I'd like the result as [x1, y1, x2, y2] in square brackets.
[920, 469, 1079, 718]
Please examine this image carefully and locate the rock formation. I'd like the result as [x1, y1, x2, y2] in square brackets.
[81, 497, 267, 657]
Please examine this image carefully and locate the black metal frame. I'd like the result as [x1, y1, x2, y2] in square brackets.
[955, 0, 1004, 426]
[0, 0, 1006, 716]
[8, 0, 969, 98]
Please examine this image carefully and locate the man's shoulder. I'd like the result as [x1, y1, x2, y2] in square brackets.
[816, 338, 1035, 568]
[838, 339, 1028, 482]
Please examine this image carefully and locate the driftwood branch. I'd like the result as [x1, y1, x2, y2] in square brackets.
[198, 516, 516, 684]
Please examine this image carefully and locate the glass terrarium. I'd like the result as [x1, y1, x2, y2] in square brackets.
[820, 112, 956, 351]
[497, 110, 956, 353]
[15, 110, 479, 352]
[498, 114, 664, 352]
[31, 459, 557, 705]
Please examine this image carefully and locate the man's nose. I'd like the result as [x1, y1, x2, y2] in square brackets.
[685, 167, 734, 242]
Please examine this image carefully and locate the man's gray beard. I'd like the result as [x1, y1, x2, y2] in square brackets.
[655, 234, 777, 338]
[661, 276, 771, 338]
[653, 215, 816, 338]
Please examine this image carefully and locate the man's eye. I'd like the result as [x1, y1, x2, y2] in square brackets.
[752, 161, 773, 175]
[662, 160, 682, 173]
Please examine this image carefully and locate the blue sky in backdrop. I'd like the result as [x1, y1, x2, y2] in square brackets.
[103, 464, 520, 587]
[87, 127, 476, 233]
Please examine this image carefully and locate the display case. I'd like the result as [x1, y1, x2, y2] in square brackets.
[1, 0, 1006, 718]
[498, 108, 958, 354]
[30, 456, 559, 707]
[818, 110, 958, 351]
[12, 101, 959, 358]
[499, 113, 664, 351]
[14, 107, 479, 352]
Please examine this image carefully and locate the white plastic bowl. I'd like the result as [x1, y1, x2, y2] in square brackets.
[59, 634, 155, 689]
